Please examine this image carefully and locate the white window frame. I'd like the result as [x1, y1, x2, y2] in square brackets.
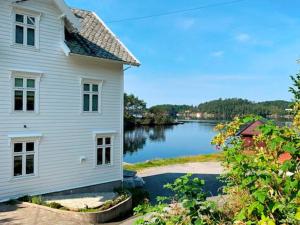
[80, 78, 104, 114]
[11, 7, 41, 49]
[9, 135, 41, 179]
[93, 131, 116, 167]
[9, 70, 43, 114]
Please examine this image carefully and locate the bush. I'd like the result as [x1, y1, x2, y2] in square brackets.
[48, 202, 63, 209]
[212, 116, 300, 224]
[134, 174, 227, 225]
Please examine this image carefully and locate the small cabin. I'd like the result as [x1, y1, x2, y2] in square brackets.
[237, 121, 264, 148]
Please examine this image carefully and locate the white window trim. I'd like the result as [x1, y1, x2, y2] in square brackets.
[10, 6, 41, 50]
[93, 131, 116, 168]
[9, 69, 43, 114]
[80, 78, 104, 114]
[9, 134, 41, 180]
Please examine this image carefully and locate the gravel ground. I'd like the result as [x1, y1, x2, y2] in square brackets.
[0, 162, 223, 225]
[137, 162, 224, 203]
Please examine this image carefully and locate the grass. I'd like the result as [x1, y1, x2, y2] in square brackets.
[124, 152, 224, 171]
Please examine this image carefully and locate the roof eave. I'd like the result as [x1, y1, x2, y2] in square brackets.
[69, 53, 140, 67]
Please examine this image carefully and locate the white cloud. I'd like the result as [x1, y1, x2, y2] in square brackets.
[235, 33, 251, 43]
[210, 51, 224, 57]
[177, 18, 196, 30]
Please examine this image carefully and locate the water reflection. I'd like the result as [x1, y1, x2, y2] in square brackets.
[124, 121, 218, 163]
[124, 126, 174, 155]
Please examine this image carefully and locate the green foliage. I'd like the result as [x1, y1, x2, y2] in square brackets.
[197, 98, 291, 119]
[124, 94, 175, 127]
[134, 174, 226, 225]
[212, 115, 300, 224]
[290, 72, 300, 101]
[30, 196, 44, 205]
[48, 202, 64, 209]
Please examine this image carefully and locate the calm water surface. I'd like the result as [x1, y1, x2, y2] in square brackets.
[124, 121, 219, 163]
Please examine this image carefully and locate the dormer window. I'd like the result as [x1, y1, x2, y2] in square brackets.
[15, 14, 36, 46]
[12, 8, 40, 49]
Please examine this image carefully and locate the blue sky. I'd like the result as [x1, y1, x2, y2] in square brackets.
[66, 0, 300, 106]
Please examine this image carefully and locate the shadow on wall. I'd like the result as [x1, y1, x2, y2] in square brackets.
[142, 173, 223, 204]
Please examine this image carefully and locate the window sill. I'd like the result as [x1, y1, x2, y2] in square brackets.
[81, 111, 102, 115]
[10, 43, 39, 52]
[10, 111, 39, 116]
[10, 174, 39, 182]
[95, 164, 113, 169]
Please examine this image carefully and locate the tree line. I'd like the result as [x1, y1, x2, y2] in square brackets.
[124, 94, 292, 127]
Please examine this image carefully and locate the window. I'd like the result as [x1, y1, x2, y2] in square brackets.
[96, 137, 112, 165]
[12, 141, 36, 177]
[14, 13, 37, 47]
[13, 77, 36, 112]
[81, 79, 103, 113]
[10, 70, 42, 113]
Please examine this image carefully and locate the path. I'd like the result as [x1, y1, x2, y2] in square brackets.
[0, 162, 223, 225]
[137, 162, 224, 203]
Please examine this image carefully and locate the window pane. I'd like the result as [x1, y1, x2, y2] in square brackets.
[15, 90, 23, 111]
[15, 78, 23, 87]
[83, 94, 90, 111]
[27, 91, 35, 111]
[26, 142, 34, 152]
[27, 79, 35, 88]
[92, 84, 98, 92]
[97, 138, 103, 146]
[83, 84, 90, 92]
[97, 148, 103, 165]
[105, 147, 111, 164]
[15, 25, 24, 44]
[27, 16, 35, 25]
[92, 95, 98, 111]
[14, 143, 23, 153]
[26, 155, 34, 175]
[16, 14, 24, 23]
[27, 28, 35, 46]
[105, 137, 111, 145]
[14, 156, 22, 176]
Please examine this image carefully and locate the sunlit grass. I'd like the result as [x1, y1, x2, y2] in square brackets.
[124, 152, 224, 171]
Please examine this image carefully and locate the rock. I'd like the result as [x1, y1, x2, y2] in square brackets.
[123, 176, 145, 188]
[123, 170, 137, 178]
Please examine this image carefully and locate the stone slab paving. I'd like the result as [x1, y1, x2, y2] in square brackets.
[44, 192, 116, 210]
[0, 203, 90, 225]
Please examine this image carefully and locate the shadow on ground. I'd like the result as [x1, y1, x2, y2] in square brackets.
[142, 173, 223, 203]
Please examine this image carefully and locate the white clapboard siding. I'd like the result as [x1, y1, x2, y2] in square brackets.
[0, 0, 124, 201]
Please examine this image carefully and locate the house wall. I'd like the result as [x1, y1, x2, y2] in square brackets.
[0, 0, 124, 201]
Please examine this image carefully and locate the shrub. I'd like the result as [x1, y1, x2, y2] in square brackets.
[48, 202, 63, 209]
[134, 174, 227, 225]
[212, 116, 300, 224]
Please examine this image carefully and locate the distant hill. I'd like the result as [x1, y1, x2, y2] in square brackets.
[196, 98, 291, 119]
[150, 98, 292, 120]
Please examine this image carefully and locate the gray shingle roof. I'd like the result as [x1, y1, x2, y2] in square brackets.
[65, 9, 140, 66]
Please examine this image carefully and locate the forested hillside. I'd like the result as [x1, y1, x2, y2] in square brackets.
[124, 94, 292, 127]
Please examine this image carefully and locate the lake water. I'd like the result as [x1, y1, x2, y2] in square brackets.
[124, 121, 219, 163]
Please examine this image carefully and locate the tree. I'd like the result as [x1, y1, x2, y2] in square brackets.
[124, 93, 147, 127]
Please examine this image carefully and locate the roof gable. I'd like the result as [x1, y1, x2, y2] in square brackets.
[238, 121, 264, 136]
[65, 9, 140, 66]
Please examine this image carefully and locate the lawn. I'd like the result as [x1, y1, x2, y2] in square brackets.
[123, 152, 224, 171]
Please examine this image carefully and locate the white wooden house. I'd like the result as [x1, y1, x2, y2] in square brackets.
[0, 0, 140, 202]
